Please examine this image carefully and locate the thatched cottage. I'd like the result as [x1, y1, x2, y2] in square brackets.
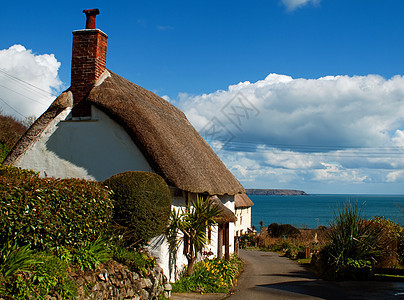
[3, 9, 245, 281]
[234, 194, 254, 236]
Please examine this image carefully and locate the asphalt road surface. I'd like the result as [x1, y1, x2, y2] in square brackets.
[227, 249, 404, 300]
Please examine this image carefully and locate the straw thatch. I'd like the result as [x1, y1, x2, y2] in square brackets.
[5, 70, 244, 196]
[209, 196, 237, 223]
[85, 71, 244, 195]
[235, 193, 254, 208]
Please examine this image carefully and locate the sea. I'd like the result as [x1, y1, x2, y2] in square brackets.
[250, 194, 404, 230]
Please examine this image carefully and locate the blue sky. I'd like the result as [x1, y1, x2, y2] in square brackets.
[1, 0, 404, 194]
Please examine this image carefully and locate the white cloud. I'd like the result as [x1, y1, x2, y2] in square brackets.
[161, 95, 171, 102]
[281, 0, 321, 11]
[176, 73, 404, 192]
[178, 74, 404, 150]
[0, 45, 63, 120]
[386, 170, 404, 183]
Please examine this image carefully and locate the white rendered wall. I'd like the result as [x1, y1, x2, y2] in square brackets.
[234, 207, 252, 236]
[148, 189, 189, 282]
[14, 106, 153, 180]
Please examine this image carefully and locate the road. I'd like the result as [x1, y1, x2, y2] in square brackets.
[227, 249, 404, 300]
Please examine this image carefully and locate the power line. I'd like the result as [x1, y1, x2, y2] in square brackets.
[205, 139, 404, 158]
[0, 96, 27, 119]
[0, 68, 53, 96]
[0, 83, 49, 106]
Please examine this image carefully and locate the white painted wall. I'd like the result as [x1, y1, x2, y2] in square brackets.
[234, 207, 252, 236]
[14, 106, 153, 180]
[221, 195, 236, 255]
[148, 188, 189, 282]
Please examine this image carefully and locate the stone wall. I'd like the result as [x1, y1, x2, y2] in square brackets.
[70, 260, 171, 299]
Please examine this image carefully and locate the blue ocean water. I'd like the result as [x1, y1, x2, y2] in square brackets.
[250, 194, 404, 229]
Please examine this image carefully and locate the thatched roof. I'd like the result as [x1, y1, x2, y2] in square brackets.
[209, 196, 237, 223]
[5, 70, 245, 196]
[235, 193, 254, 208]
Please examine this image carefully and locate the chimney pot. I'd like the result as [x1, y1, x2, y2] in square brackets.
[83, 9, 100, 29]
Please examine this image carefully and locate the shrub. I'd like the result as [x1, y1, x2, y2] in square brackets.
[104, 171, 171, 246]
[0, 166, 113, 250]
[0, 247, 77, 300]
[31, 252, 77, 299]
[0, 164, 38, 179]
[239, 233, 257, 249]
[368, 216, 403, 267]
[113, 246, 156, 276]
[172, 255, 243, 293]
[268, 223, 301, 238]
[72, 238, 112, 270]
[315, 202, 389, 279]
[0, 112, 27, 155]
[0, 241, 41, 277]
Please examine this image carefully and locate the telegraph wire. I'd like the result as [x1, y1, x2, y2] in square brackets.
[204, 138, 404, 158]
[0, 96, 27, 119]
[0, 83, 49, 106]
[0, 68, 53, 96]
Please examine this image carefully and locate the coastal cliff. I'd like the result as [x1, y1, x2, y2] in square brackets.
[246, 189, 307, 195]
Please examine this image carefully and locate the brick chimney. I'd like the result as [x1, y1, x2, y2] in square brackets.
[71, 9, 108, 118]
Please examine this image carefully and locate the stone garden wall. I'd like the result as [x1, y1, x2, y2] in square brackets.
[69, 260, 171, 299]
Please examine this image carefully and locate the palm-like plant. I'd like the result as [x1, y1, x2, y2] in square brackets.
[324, 202, 389, 275]
[166, 195, 221, 276]
[0, 241, 42, 277]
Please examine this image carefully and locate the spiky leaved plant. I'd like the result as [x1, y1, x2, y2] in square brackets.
[0, 241, 42, 277]
[322, 202, 389, 277]
[166, 195, 221, 276]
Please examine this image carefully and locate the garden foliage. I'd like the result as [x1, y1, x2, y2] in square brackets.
[0, 165, 113, 249]
[316, 202, 390, 279]
[172, 255, 243, 293]
[104, 171, 171, 246]
[267, 223, 301, 238]
[0, 112, 27, 163]
[113, 246, 156, 276]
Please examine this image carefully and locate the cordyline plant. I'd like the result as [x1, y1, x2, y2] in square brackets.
[165, 196, 220, 276]
[322, 202, 390, 276]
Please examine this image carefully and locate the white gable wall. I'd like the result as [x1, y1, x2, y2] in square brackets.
[14, 106, 153, 180]
[235, 207, 252, 236]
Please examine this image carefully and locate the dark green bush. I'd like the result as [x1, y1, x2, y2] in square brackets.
[268, 223, 301, 238]
[0, 165, 113, 250]
[104, 171, 171, 245]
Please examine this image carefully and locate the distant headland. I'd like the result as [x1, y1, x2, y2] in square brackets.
[246, 189, 307, 195]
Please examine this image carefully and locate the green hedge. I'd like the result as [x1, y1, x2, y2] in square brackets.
[104, 171, 171, 245]
[0, 165, 113, 250]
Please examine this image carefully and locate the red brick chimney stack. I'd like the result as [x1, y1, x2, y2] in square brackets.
[71, 9, 108, 118]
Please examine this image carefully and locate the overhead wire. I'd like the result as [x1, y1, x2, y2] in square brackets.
[0, 68, 56, 118]
[204, 138, 404, 158]
[0, 68, 53, 96]
[0, 96, 27, 119]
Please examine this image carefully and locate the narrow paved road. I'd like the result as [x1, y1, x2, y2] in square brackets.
[227, 249, 404, 299]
